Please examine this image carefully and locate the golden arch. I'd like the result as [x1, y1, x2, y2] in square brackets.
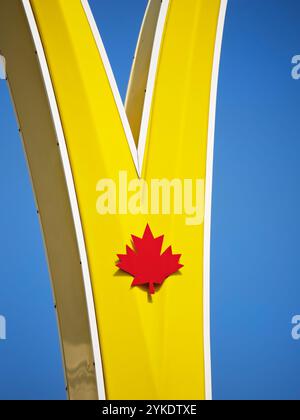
[0, 0, 227, 400]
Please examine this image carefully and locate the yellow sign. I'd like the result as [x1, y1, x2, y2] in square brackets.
[0, 0, 227, 400]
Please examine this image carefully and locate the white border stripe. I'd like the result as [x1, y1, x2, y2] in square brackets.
[137, 0, 170, 173]
[204, 0, 228, 401]
[81, 0, 140, 176]
[22, 0, 106, 400]
[0, 54, 6, 79]
[81, 0, 170, 178]
[124, 0, 153, 108]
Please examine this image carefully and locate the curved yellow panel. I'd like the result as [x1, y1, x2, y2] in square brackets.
[29, 0, 222, 399]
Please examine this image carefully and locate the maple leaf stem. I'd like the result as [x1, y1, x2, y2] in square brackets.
[149, 283, 155, 295]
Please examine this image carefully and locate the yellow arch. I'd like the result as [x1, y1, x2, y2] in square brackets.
[0, 0, 227, 400]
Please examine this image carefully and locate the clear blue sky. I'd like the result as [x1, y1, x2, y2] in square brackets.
[211, 0, 300, 400]
[0, 0, 300, 400]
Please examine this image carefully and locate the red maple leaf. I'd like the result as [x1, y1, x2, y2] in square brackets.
[117, 224, 183, 294]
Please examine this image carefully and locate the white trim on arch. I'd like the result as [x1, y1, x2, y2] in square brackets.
[81, 0, 170, 178]
[136, 0, 170, 173]
[81, 0, 140, 176]
[0, 54, 6, 79]
[203, 0, 228, 401]
[22, 0, 106, 400]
